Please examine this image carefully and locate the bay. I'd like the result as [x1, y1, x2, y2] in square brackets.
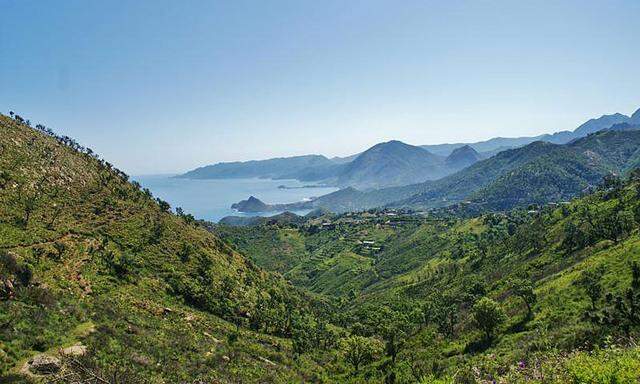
[133, 175, 339, 222]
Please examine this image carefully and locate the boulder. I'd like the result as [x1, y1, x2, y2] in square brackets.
[27, 354, 61, 374]
[258, 356, 277, 366]
[61, 344, 87, 357]
[132, 353, 152, 366]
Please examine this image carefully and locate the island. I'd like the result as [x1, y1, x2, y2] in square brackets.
[231, 196, 312, 213]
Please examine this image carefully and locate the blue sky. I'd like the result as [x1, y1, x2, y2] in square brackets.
[1, 0, 639, 174]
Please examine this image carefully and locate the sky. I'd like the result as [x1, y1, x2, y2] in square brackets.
[1, 0, 639, 175]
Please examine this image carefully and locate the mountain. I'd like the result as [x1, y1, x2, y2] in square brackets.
[335, 140, 447, 189]
[422, 108, 639, 156]
[444, 145, 482, 169]
[0, 114, 327, 382]
[572, 112, 630, 136]
[297, 128, 640, 213]
[180, 107, 640, 191]
[400, 129, 640, 210]
[179, 154, 334, 179]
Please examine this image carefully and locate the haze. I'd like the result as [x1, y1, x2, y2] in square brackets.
[1, 0, 639, 175]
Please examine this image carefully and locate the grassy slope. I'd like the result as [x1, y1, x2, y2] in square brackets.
[0, 115, 328, 382]
[217, 181, 640, 382]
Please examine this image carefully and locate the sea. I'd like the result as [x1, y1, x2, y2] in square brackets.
[133, 175, 339, 223]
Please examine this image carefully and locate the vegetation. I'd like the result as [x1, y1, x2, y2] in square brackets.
[0, 114, 329, 382]
[3, 111, 640, 383]
[216, 170, 640, 382]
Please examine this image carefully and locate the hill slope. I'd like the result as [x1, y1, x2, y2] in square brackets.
[179, 154, 334, 179]
[216, 176, 640, 382]
[0, 115, 328, 382]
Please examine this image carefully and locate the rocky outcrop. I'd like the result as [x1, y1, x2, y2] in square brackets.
[24, 354, 61, 375]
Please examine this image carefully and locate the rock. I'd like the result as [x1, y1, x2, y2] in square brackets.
[0, 278, 15, 300]
[258, 356, 277, 366]
[61, 344, 87, 357]
[132, 353, 152, 366]
[27, 354, 61, 374]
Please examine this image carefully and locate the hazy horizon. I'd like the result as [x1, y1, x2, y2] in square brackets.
[2, 1, 639, 174]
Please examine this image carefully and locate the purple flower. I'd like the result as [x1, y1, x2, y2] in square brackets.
[518, 360, 526, 369]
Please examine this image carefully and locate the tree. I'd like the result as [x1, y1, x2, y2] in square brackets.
[576, 265, 605, 313]
[562, 221, 588, 253]
[509, 278, 536, 318]
[613, 210, 635, 242]
[427, 293, 459, 338]
[340, 335, 382, 373]
[472, 297, 506, 341]
[376, 308, 411, 364]
[603, 262, 640, 335]
[630, 168, 640, 182]
[291, 313, 316, 356]
[156, 198, 170, 213]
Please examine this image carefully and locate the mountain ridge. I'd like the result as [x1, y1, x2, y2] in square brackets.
[180, 106, 640, 190]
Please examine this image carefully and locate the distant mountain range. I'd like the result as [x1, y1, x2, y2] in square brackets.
[226, 109, 640, 217]
[182, 107, 640, 191]
[290, 128, 640, 214]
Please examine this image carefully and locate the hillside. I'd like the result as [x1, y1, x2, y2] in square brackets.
[0, 115, 331, 382]
[179, 154, 334, 180]
[215, 176, 640, 382]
